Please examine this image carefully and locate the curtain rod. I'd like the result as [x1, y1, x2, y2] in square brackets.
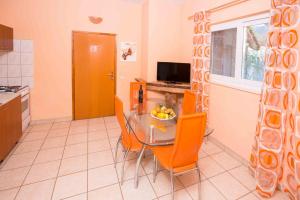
[187, 0, 251, 20]
[211, 9, 269, 25]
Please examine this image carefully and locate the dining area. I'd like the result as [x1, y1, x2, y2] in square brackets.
[1, 0, 299, 199]
[113, 81, 219, 199]
[115, 82, 213, 199]
[0, 81, 287, 200]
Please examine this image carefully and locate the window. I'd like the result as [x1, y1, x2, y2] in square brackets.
[211, 28, 237, 77]
[242, 23, 268, 81]
[210, 14, 269, 93]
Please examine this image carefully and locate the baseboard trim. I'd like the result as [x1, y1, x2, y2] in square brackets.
[208, 136, 250, 167]
[30, 116, 72, 125]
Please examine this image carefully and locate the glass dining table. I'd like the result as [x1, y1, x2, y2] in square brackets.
[124, 98, 214, 188]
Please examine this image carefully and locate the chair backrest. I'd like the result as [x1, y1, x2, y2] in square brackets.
[182, 90, 196, 115]
[130, 82, 147, 111]
[115, 96, 131, 147]
[170, 113, 207, 169]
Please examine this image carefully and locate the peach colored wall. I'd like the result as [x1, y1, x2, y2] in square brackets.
[144, 0, 184, 82]
[0, 0, 142, 120]
[141, 0, 149, 80]
[181, 0, 270, 160]
[0, 0, 271, 160]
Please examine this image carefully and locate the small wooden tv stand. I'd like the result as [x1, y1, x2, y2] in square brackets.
[134, 79, 191, 108]
[146, 82, 191, 94]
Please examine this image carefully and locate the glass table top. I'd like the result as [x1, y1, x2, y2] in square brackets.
[125, 99, 214, 146]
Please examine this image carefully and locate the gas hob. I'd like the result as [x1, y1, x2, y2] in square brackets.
[0, 86, 24, 93]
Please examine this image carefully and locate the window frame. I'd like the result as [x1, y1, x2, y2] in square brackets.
[210, 13, 270, 94]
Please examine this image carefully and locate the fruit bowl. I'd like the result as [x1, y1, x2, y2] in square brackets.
[150, 105, 176, 121]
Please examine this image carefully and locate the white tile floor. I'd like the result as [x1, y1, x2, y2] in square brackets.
[0, 116, 290, 200]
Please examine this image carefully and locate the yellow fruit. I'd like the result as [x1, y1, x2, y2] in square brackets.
[157, 113, 164, 119]
[151, 106, 176, 119]
[151, 110, 157, 116]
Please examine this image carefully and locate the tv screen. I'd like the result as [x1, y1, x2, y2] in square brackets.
[157, 62, 191, 83]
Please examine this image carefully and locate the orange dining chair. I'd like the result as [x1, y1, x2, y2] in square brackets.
[130, 82, 147, 112]
[181, 90, 196, 115]
[114, 96, 144, 184]
[152, 113, 207, 200]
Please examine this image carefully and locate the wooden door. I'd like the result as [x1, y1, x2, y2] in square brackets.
[73, 32, 116, 120]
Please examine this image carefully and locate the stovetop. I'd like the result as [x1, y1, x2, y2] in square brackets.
[0, 86, 23, 93]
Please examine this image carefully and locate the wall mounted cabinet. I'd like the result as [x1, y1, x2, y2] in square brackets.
[0, 24, 13, 51]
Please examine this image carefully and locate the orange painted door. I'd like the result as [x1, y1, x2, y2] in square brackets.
[73, 32, 116, 120]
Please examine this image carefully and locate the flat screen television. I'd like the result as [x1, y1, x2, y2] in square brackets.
[157, 62, 191, 83]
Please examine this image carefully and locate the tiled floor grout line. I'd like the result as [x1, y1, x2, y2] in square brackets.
[105, 118, 125, 200]
[144, 168, 159, 199]
[206, 178, 229, 200]
[144, 160, 189, 199]
[17, 133, 49, 143]
[190, 150, 238, 200]
[139, 153, 164, 199]
[172, 160, 219, 200]
[0, 137, 240, 180]
[0, 127, 51, 189]
[116, 143, 229, 200]
[201, 150, 229, 199]
[60, 192, 86, 200]
[203, 151, 251, 200]
[227, 167, 256, 195]
[1, 118, 264, 200]
[140, 151, 200, 199]
[236, 191, 257, 200]
[49, 121, 72, 200]
[0, 130, 35, 170]
[13, 122, 55, 200]
[59, 179, 127, 200]
[0, 145, 128, 182]
[8, 136, 67, 157]
[5, 132, 46, 199]
[206, 150, 256, 199]
[7, 130, 120, 161]
[3, 143, 246, 198]
[1, 154, 139, 192]
[208, 151, 243, 168]
[207, 139, 253, 170]
[176, 170, 202, 200]
[87, 120, 90, 200]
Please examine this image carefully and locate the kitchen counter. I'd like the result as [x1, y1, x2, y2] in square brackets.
[0, 92, 20, 105]
[0, 94, 22, 161]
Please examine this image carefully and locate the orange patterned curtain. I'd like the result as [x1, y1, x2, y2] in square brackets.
[250, 0, 300, 199]
[191, 11, 211, 113]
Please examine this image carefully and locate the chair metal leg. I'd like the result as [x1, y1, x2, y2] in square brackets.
[114, 136, 121, 168]
[170, 170, 174, 200]
[134, 144, 145, 188]
[196, 164, 202, 200]
[121, 148, 129, 185]
[153, 155, 158, 183]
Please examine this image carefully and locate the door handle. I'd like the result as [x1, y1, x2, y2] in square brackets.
[104, 72, 114, 80]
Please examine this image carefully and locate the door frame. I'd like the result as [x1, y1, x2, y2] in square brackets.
[72, 31, 117, 120]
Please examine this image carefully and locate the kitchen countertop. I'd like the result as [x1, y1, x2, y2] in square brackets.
[0, 92, 20, 105]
